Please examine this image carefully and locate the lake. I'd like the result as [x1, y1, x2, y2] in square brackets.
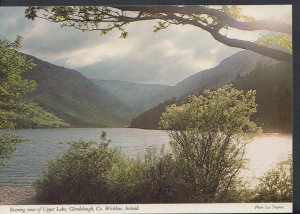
[0, 128, 292, 186]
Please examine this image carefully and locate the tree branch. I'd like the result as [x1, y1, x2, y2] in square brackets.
[210, 32, 292, 63]
[115, 5, 292, 35]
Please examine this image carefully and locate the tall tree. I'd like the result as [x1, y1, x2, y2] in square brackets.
[25, 5, 292, 62]
[0, 37, 36, 166]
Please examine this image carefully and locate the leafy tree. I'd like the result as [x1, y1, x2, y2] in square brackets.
[0, 37, 36, 167]
[0, 132, 22, 167]
[0, 36, 36, 129]
[25, 5, 291, 62]
[159, 84, 262, 202]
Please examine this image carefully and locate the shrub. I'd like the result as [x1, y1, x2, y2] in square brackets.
[250, 156, 292, 202]
[34, 132, 122, 204]
[105, 146, 202, 203]
[35, 132, 291, 204]
[36, 138, 196, 204]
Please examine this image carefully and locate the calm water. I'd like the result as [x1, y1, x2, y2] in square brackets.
[0, 128, 292, 186]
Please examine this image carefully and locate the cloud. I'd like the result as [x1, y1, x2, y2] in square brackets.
[0, 7, 236, 85]
[74, 21, 239, 85]
[0, 7, 31, 39]
[0, 5, 292, 85]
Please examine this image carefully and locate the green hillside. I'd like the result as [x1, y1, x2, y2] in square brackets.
[23, 55, 133, 128]
[13, 104, 70, 128]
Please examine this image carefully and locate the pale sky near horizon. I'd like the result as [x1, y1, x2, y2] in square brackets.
[0, 5, 292, 85]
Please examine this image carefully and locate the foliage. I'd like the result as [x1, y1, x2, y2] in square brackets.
[0, 37, 35, 167]
[250, 156, 292, 202]
[160, 85, 262, 202]
[0, 37, 37, 129]
[0, 37, 70, 167]
[236, 156, 292, 203]
[34, 132, 121, 204]
[104, 146, 206, 203]
[35, 135, 185, 204]
[38, 135, 237, 204]
[0, 132, 22, 167]
[36, 131, 292, 203]
[104, 146, 178, 203]
[257, 34, 292, 54]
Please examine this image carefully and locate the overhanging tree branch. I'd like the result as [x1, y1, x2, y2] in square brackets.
[115, 5, 292, 35]
[25, 6, 292, 62]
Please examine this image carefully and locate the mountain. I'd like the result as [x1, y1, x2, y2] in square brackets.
[149, 50, 277, 102]
[133, 50, 277, 119]
[22, 54, 133, 127]
[130, 51, 292, 132]
[94, 50, 277, 118]
[91, 79, 171, 115]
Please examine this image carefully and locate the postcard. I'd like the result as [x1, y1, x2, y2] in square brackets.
[0, 3, 293, 213]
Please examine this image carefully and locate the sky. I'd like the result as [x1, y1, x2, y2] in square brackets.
[0, 5, 292, 85]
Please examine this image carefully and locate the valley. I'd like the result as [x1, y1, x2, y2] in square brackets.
[19, 50, 291, 133]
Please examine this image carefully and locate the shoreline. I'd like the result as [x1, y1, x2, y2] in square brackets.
[0, 185, 39, 205]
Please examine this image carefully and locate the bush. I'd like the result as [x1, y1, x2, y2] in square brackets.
[250, 156, 292, 202]
[35, 132, 122, 204]
[36, 138, 195, 204]
[35, 132, 291, 204]
[105, 146, 195, 203]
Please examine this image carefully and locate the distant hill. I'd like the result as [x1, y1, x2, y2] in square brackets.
[130, 53, 291, 132]
[147, 50, 277, 102]
[91, 79, 171, 115]
[94, 50, 276, 118]
[23, 54, 133, 127]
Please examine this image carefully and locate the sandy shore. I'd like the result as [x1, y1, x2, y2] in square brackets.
[0, 186, 40, 205]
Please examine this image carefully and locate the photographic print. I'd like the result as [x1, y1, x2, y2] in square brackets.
[0, 3, 293, 213]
